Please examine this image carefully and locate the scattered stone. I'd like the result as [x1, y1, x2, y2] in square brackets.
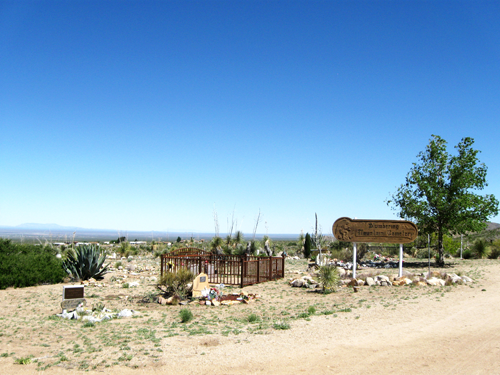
[365, 277, 375, 286]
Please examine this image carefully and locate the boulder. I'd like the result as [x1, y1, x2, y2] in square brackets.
[461, 276, 473, 283]
[365, 277, 375, 287]
[447, 273, 462, 284]
[426, 277, 445, 286]
[337, 267, 346, 277]
[375, 275, 390, 283]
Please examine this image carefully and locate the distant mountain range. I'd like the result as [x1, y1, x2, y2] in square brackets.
[14, 223, 86, 230]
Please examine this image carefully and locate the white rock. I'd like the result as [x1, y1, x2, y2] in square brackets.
[117, 309, 135, 318]
[461, 276, 473, 283]
[365, 277, 375, 286]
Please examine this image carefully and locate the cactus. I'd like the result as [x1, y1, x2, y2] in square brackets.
[62, 244, 109, 281]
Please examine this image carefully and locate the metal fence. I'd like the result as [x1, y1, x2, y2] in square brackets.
[160, 248, 285, 287]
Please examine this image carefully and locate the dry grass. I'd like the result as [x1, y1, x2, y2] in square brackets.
[0, 255, 494, 371]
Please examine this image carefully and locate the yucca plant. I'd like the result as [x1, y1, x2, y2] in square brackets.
[62, 245, 109, 281]
[318, 264, 340, 293]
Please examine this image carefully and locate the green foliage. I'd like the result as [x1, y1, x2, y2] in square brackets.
[318, 265, 340, 292]
[176, 236, 182, 243]
[247, 313, 260, 323]
[234, 231, 244, 245]
[179, 308, 193, 323]
[472, 239, 490, 259]
[388, 135, 499, 266]
[488, 239, 500, 259]
[304, 233, 312, 259]
[15, 355, 33, 365]
[210, 236, 224, 253]
[160, 267, 194, 299]
[443, 235, 460, 255]
[62, 244, 109, 281]
[462, 249, 473, 259]
[273, 321, 291, 330]
[0, 239, 66, 289]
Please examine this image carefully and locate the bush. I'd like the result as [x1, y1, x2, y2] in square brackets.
[488, 240, 500, 259]
[473, 239, 490, 259]
[247, 313, 260, 323]
[159, 267, 194, 299]
[462, 249, 473, 259]
[62, 245, 109, 281]
[0, 239, 66, 289]
[304, 233, 312, 259]
[179, 308, 193, 323]
[318, 265, 340, 293]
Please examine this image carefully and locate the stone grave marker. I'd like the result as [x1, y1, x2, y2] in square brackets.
[192, 273, 209, 298]
[61, 285, 86, 311]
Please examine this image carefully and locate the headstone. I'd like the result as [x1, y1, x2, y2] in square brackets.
[61, 285, 86, 311]
[192, 273, 209, 297]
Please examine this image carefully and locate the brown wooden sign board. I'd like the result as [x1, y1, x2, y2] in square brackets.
[332, 217, 418, 244]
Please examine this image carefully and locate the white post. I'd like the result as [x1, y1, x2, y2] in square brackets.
[460, 234, 463, 259]
[352, 242, 357, 279]
[398, 243, 403, 278]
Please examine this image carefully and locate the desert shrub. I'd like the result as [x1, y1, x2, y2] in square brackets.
[179, 308, 193, 323]
[318, 265, 340, 292]
[488, 240, 500, 259]
[472, 239, 490, 259]
[462, 249, 473, 259]
[414, 247, 436, 259]
[273, 321, 291, 330]
[62, 244, 109, 281]
[247, 313, 260, 323]
[0, 239, 66, 289]
[304, 233, 312, 259]
[159, 267, 194, 299]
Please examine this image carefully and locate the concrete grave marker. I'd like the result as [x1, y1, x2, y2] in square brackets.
[61, 285, 86, 311]
[192, 273, 209, 298]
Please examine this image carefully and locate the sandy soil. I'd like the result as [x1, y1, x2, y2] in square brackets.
[1, 259, 499, 375]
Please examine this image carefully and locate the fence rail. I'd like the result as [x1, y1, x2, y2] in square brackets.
[160, 249, 285, 287]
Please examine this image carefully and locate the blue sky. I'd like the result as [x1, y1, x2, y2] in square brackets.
[1, 0, 499, 235]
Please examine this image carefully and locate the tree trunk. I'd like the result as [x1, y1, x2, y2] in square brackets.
[437, 227, 445, 267]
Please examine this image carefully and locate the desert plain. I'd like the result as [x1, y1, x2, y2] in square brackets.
[1, 257, 499, 375]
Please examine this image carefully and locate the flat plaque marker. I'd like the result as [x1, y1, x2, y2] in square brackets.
[332, 217, 418, 244]
[61, 285, 86, 311]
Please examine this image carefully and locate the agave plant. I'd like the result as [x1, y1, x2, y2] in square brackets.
[62, 245, 109, 281]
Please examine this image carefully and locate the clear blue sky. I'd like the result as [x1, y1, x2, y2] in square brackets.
[1, 0, 499, 235]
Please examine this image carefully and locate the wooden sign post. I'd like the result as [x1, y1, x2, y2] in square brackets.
[333, 217, 418, 278]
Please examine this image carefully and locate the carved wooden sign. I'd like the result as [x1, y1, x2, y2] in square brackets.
[332, 217, 418, 244]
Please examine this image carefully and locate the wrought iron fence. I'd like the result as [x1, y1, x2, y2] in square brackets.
[160, 248, 285, 287]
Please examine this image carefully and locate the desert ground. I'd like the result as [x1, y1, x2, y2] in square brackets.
[1, 257, 500, 375]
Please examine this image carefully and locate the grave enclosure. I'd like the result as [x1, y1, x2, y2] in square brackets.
[160, 248, 285, 287]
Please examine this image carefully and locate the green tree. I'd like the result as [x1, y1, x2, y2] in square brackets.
[304, 233, 312, 259]
[176, 236, 182, 243]
[388, 135, 498, 266]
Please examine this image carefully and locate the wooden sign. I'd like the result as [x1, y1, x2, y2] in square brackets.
[332, 217, 418, 243]
[61, 285, 86, 311]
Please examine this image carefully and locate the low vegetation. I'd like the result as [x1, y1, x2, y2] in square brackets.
[62, 244, 109, 281]
[0, 239, 66, 289]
